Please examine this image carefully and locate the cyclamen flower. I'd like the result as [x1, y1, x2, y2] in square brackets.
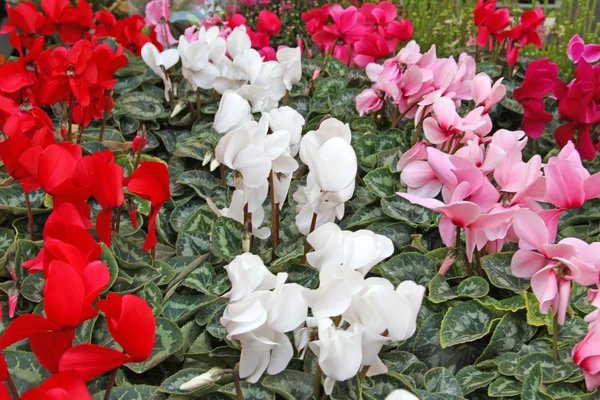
[20, 371, 92, 399]
[568, 34, 600, 64]
[141, 42, 179, 101]
[573, 330, 600, 391]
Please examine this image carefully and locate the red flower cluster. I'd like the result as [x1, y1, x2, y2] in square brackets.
[227, 10, 282, 60]
[474, 0, 545, 65]
[305, 2, 413, 67]
[515, 57, 600, 160]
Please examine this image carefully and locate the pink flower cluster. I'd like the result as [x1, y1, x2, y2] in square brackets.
[356, 41, 504, 137]
[304, 2, 413, 67]
[399, 131, 600, 389]
[474, 0, 546, 65]
[515, 37, 600, 160]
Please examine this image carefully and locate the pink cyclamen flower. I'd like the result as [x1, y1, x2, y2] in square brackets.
[471, 73, 506, 113]
[353, 34, 389, 67]
[567, 34, 600, 64]
[573, 329, 600, 391]
[356, 89, 383, 116]
[145, 0, 169, 26]
[511, 209, 600, 324]
[258, 47, 276, 61]
[543, 141, 600, 209]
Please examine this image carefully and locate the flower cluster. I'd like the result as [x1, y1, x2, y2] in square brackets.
[305, 2, 413, 67]
[515, 44, 600, 160]
[356, 40, 504, 138]
[227, 10, 282, 60]
[216, 224, 423, 394]
[474, 0, 546, 65]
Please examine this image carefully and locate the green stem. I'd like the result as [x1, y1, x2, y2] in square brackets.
[99, 91, 112, 143]
[313, 364, 322, 399]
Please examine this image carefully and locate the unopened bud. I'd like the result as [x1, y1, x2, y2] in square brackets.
[132, 135, 146, 153]
[180, 367, 223, 391]
[202, 151, 214, 166]
[210, 159, 220, 172]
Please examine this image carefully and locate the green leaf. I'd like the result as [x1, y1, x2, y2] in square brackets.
[488, 376, 522, 397]
[378, 222, 413, 249]
[92, 385, 166, 400]
[287, 96, 310, 118]
[158, 368, 217, 396]
[424, 367, 463, 396]
[440, 301, 496, 347]
[476, 62, 503, 79]
[177, 232, 211, 257]
[262, 369, 314, 400]
[313, 77, 346, 99]
[14, 240, 41, 282]
[426, 248, 468, 279]
[381, 196, 436, 228]
[428, 274, 457, 303]
[74, 315, 97, 345]
[100, 243, 119, 293]
[183, 207, 218, 234]
[170, 199, 205, 232]
[324, 56, 349, 77]
[380, 252, 436, 286]
[211, 217, 243, 261]
[274, 264, 319, 289]
[476, 295, 526, 312]
[481, 252, 530, 293]
[127, 317, 184, 373]
[515, 353, 574, 383]
[544, 382, 589, 399]
[4, 349, 50, 393]
[364, 166, 400, 198]
[117, 93, 166, 120]
[455, 366, 499, 395]
[525, 292, 553, 327]
[457, 277, 489, 298]
[347, 204, 388, 228]
[138, 282, 163, 316]
[111, 233, 153, 269]
[21, 272, 44, 302]
[521, 362, 552, 399]
[0, 186, 45, 215]
[163, 293, 216, 323]
[176, 170, 222, 200]
[219, 382, 274, 400]
[477, 311, 536, 362]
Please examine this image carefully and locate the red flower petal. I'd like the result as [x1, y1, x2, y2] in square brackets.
[58, 344, 131, 381]
[30, 330, 75, 373]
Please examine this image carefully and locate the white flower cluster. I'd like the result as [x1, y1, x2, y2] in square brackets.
[214, 107, 305, 237]
[140, 25, 302, 121]
[219, 223, 424, 394]
[294, 119, 358, 235]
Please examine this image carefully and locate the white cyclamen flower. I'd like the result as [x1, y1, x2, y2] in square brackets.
[299, 118, 357, 193]
[178, 34, 221, 90]
[309, 319, 364, 395]
[263, 106, 305, 157]
[273, 47, 302, 90]
[306, 223, 394, 275]
[223, 253, 276, 301]
[141, 43, 179, 101]
[213, 91, 253, 133]
[305, 264, 365, 319]
[221, 190, 271, 239]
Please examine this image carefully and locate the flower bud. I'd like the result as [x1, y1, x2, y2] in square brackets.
[180, 367, 224, 391]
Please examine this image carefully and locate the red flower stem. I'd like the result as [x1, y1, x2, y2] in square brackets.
[24, 192, 34, 242]
[76, 125, 84, 144]
[151, 246, 156, 260]
[301, 213, 318, 264]
[99, 92, 112, 143]
[347, 43, 353, 67]
[284, 89, 289, 106]
[161, 21, 171, 48]
[474, 249, 483, 276]
[67, 96, 74, 142]
[321, 41, 335, 70]
[392, 101, 418, 129]
[103, 367, 118, 400]
[6, 373, 20, 399]
[411, 117, 424, 146]
[222, 369, 244, 400]
[268, 171, 279, 259]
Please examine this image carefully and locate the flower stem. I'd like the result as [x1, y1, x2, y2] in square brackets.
[220, 164, 227, 186]
[132, 126, 146, 170]
[99, 92, 112, 143]
[284, 89, 289, 106]
[104, 368, 118, 400]
[392, 101, 418, 129]
[76, 125, 84, 144]
[411, 117, 424, 146]
[6, 373, 20, 399]
[115, 208, 122, 233]
[222, 369, 244, 400]
[268, 171, 279, 259]
[302, 213, 318, 264]
[242, 203, 253, 253]
[24, 192, 34, 242]
[313, 364, 322, 399]
[474, 249, 484, 276]
[552, 313, 559, 360]
[196, 88, 201, 116]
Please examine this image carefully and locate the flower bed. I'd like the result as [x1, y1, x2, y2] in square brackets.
[0, 0, 598, 399]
